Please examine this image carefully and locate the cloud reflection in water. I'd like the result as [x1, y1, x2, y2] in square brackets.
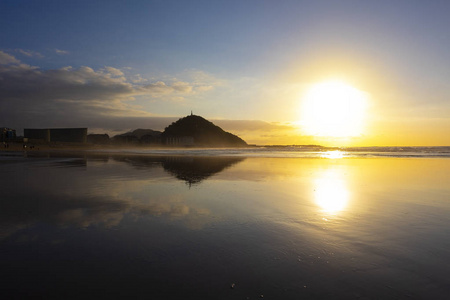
[0, 154, 245, 239]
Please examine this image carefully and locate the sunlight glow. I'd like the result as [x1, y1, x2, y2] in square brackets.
[314, 170, 349, 214]
[321, 150, 345, 159]
[301, 80, 368, 137]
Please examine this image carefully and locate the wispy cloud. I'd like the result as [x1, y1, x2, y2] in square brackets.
[55, 48, 70, 55]
[102, 66, 124, 77]
[15, 49, 44, 58]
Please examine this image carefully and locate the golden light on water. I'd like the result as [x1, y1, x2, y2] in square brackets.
[314, 170, 349, 214]
[301, 80, 368, 137]
[321, 150, 345, 159]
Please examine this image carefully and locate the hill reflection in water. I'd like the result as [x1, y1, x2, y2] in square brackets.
[162, 156, 244, 185]
[112, 155, 245, 185]
[21, 151, 245, 185]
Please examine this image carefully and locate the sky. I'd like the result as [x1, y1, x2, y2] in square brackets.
[1, 0, 450, 146]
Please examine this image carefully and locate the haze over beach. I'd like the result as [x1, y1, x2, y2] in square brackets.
[1, 0, 450, 146]
[2, 1, 450, 300]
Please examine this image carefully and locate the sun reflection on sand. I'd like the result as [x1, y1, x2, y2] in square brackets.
[314, 169, 349, 214]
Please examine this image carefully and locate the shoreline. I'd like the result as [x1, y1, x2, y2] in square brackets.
[0, 142, 260, 158]
[2, 142, 450, 160]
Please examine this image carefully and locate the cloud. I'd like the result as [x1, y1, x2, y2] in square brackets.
[0, 51, 209, 130]
[55, 48, 70, 55]
[213, 119, 312, 145]
[214, 119, 293, 132]
[130, 74, 148, 83]
[103, 66, 124, 77]
[180, 69, 222, 94]
[0, 63, 134, 102]
[195, 85, 214, 92]
[0, 51, 20, 64]
[16, 49, 44, 58]
[139, 80, 194, 96]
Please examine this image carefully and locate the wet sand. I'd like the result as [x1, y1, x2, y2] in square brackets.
[0, 141, 94, 152]
[1, 153, 450, 299]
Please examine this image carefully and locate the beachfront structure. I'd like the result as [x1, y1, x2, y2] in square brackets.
[1, 127, 16, 141]
[24, 128, 87, 143]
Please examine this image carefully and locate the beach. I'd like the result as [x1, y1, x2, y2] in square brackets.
[1, 150, 450, 299]
[3, 1, 450, 298]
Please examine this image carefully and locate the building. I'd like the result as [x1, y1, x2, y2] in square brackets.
[1, 128, 16, 141]
[24, 129, 50, 142]
[24, 128, 87, 143]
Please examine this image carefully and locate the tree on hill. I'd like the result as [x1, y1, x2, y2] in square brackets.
[162, 115, 247, 147]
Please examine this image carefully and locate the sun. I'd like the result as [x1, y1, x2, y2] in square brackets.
[300, 80, 368, 137]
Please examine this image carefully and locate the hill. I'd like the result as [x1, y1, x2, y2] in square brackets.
[113, 128, 162, 145]
[162, 115, 247, 147]
[116, 128, 162, 139]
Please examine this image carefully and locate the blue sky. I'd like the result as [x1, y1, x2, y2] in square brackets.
[1, 0, 450, 145]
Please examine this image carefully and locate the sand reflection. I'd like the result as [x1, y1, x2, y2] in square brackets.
[313, 169, 349, 213]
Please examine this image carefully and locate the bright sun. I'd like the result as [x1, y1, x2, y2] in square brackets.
[301, 80, 368, 137]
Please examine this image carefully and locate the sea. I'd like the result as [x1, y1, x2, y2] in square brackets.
[1, 147, 450, 299]
[87, 145, 450, 158]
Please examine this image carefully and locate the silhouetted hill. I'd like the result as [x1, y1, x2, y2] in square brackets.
[115, 128, 162, 139]
[113, 128, 162, 145]
[162, 115, 247, 147]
